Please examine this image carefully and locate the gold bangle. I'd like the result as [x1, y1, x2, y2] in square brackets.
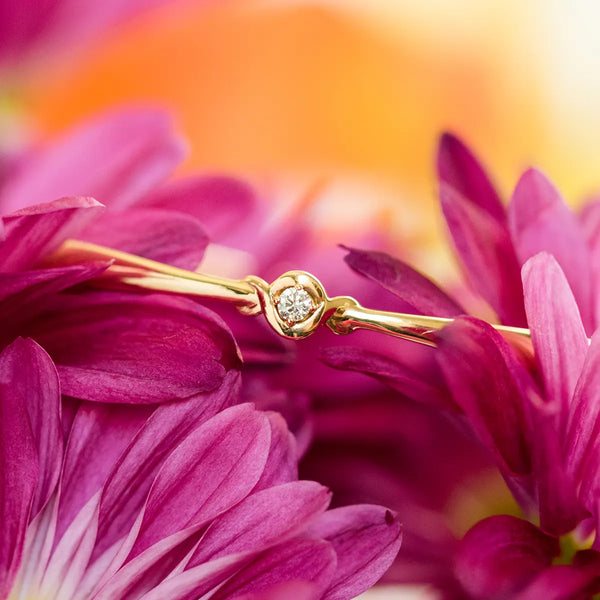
[50, 240, 532, 352]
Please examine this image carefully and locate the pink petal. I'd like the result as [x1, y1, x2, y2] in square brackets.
[251, 412, 299, 490]
[233, 581, 319, 600]
[89, 405, 273, 598]
[515, 564, 600, 600]
[23, 291, 241, 403]
[210, 538, 337, 600]
[320, 346, 455, 410]
[129, 404, 272, 558]
[522, 253, 589, 532]
[0, 262, 108, 304]
[252, 388, 313, 459]
[580, 200, 600, 329]
[565, 331, 600, 509]
[80, 207, 208, 270]
[342, 246, 464, 318]
[56, 402, 153, 544]
[188, 481, 331, 567]
[455, 515, 559, 599]
[437, 133, 506, 222]
[522, 253, 588, 421]
[0, 0, 187, 69]
[436, 317, 533, 475]
[510, 169, 594, 332]
[307, 505, 402, 600]
[208, 309, 293, 367]
[9, 339, 62, 518]
[0, 339, 41, 597]
[514, 550, 600, 600]
[0, 109, 184, 213]
[440, 183, 526, 325]
[92, 371, 240, 562]
[132, 554, 257, 600]
[89, 525, 206, 600]
[38, 493, 100, 600]
[0, 197, 104, 271]
[0, 263, 109, 342]
[138, 175, 261, 246]
[528, 398, 586, 535]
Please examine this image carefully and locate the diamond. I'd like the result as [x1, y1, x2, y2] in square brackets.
[276, 286, 313, 323]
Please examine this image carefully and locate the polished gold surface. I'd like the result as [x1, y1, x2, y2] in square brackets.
[51, 240, 262, 312]
[51, 240, 532, 348]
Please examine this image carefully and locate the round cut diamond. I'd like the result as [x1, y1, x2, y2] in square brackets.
[276, 286, 313, 323]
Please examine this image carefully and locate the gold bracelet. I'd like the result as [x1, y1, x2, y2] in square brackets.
[51, 240, 532, 352]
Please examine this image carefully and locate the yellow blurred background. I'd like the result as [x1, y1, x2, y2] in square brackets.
[15, 0, 600, 276]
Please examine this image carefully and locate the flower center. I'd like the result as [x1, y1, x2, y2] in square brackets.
[276, 286, 314, 323]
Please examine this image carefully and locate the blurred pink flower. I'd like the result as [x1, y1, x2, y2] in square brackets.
[0, 108, 403, 599]
[0, 110, 244, 404]
[0, 0, 201, 72]
[324, 135, 600, 597]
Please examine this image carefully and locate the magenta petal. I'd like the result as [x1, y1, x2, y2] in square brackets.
[522, 253, 588, 420]
[210, 538, 337, 600]
[580, 200, 600, 326]
[0, 339, 41, 597]
[6, 339, 62, 518]
[138, 175, 260, 245]
[0, 262, 108, 304]
[38, 493, 100, 600]
[56, 402, 153, 543]
[342, 246, 464, 318]
[253, 389, 313, 460]
[129, 404, 271, 557]
[566, 331, 600, 509]
[455, 515, 559, 599]
[80, 207, 208, 270]
[528, 400, 586, 535]
[129, 554, 257, 600]
[0, 263, 109, 342]
[510, 169, 594, 332]
[90, 525, 206, 600]
[233, 581, 319, 600]
[0, 197, 104, 272]
[189, 481, 331, 567]
[320, 346, 455, 410]
[0, 109, 185, 213]
[515, 562, 600, 600]
[0, 0, 182, 69]
[24, 291, 241, 403]
[93, 371, 240, 560]
[522, 255, 589, 531]
[436, 316, 532, 475]
[440, 183, 526, 325]
[437, 133, 506, 222]
[308, 505, 402, 600]
[251, 412, 299, 491]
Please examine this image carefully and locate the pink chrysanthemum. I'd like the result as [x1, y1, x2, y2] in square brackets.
[0, 109, 402, 600]
[1, 337, 400, 600]
[321, 134, 600, 598]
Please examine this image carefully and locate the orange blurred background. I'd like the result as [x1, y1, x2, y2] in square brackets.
[8, 4, 600, 597]
[13, 0, 600, 277]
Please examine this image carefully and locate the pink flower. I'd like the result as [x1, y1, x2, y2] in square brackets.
[0, 109, 402, 598]
[0, 0, 197, 72]
[1, 337, 400, 599]
[0, 110, 245, 404]
[323, 134, 600, 597]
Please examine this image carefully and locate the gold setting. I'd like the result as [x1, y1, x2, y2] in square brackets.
[49, 240, 533, 350]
